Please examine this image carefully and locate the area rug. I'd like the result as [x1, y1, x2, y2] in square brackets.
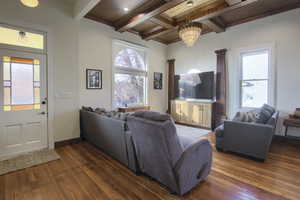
[0, 149, 60, 175]
[176, 124, 210, 139]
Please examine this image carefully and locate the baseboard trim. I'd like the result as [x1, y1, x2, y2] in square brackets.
[55, 137, 82, 148]
[274, 135, 300, 141]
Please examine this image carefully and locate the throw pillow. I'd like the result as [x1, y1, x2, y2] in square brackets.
[256, 104, 276, 124]
[233, 111, 258, 123]
[82, 106, 93, 112]
[94, 107, 106, 114]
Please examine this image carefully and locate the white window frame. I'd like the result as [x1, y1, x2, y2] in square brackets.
[237, 44, 276, 110]
[0, 23, 47, 55]
[112, 40, 148, 108]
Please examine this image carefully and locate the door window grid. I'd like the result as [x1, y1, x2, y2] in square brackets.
[3, 56, 41, 111]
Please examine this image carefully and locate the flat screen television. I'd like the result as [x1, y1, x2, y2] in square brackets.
[174, 71, 215, 100]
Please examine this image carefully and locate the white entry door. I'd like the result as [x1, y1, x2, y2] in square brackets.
[0, 49, 47, 159]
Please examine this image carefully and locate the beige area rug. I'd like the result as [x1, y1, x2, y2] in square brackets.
[0, 149, 60, 175]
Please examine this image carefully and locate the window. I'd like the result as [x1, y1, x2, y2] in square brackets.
[3, 56, 41, 111]
[0, 25, 44, 50]
[113, 41, 147, 108]
[239, 49, 273, 108]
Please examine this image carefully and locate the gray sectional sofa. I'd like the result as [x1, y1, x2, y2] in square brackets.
[80, 109, 138, 172]
[80, 108, 213, 195]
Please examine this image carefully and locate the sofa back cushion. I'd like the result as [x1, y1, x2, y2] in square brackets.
[127, 112, 183, 190]
[128, 111, 182, 166]
[131, 110, 173, 122]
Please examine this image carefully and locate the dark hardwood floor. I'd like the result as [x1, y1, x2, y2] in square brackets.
[1, 133, 300, 200]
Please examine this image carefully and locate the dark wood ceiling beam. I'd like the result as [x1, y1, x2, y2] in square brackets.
[143, 0, 258, 41]
[201, 19, 225, 33]
[142, 27, 177, 40]
[192, 0, 259, 23]
[85, 13, 114, 27]
[116, 0, 188, 32]
[150, 16, 176, 29]
[226, 1, 300, 27]
[214, 16, 227, 28]
[114, 0, 164, 28]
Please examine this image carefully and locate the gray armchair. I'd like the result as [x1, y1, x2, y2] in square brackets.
[215, 111, 279, 161]
[127, 111, 212, 196]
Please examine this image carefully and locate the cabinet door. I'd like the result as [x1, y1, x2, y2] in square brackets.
[190, 103, 204, 126]
[202, 104, 212, 128]
[171, 101, 181, 122]
[180, 101, 189, 123]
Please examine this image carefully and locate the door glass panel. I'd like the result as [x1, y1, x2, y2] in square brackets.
[11, 62, 34, 105]
[3, 56, 41, 111]
[0, 26, 44, 50]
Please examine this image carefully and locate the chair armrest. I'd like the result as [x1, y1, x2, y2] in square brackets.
[174, 138, 212, 194]
[223, 121, 274, 159]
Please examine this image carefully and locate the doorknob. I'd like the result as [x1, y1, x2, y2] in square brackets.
[39, 111, 47, 115]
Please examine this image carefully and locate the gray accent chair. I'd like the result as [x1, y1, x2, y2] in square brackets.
[215, 111, 279, 161]
[127, 111, 212, 196]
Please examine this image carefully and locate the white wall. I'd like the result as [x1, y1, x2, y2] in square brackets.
[78, 19, 168, 112]
[167, 8, 300, 136]
[0, 0, 168, 142]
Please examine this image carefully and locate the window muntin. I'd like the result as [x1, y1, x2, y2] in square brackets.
[0, 26, 44, 50]
[240, 50, 270, 108]
[3, 56, 41, 111]
[113, 42, 147, 107]
[114, 48, 146, 71]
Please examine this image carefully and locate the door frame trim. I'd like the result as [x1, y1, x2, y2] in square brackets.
[0, 21, 55, 150]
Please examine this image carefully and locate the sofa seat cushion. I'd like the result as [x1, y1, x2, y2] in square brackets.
[176, 125, 210, 149]
[257, 104, 276, 124]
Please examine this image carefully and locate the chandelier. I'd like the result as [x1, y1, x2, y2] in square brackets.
[178, 22, 202, 47]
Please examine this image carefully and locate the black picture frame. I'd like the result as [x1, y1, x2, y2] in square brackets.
[154, 72, 163, 89]
[86, 69, 102, 89]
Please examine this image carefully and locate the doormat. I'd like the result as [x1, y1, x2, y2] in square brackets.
[0, 149, 60, 175]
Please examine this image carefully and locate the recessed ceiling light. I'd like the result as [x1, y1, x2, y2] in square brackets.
[20, 0, 39, 8]
[124, 7, 129, 12]
[187, 1, 194, 7]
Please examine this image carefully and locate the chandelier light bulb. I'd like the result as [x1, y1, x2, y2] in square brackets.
[20, 0, 39, 8]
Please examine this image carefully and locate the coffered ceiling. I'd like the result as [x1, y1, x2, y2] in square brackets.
[82, 0, 300, 44]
